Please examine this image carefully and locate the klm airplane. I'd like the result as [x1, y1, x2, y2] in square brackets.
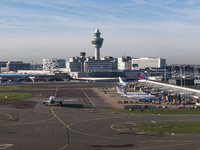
[118, 77, 132, 86]
[121, 89, 159, 100]
[42, 96, 63, 106]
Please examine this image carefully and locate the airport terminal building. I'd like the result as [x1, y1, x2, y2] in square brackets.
[43, 58, 66, 71]
[132, 57, 166, 70]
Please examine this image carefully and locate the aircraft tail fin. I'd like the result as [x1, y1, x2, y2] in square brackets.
[119, 77, 125, 84]
[139, 72, 147, 79]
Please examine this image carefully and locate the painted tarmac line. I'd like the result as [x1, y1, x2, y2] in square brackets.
[0, 144, 13, 150]
[82, 89, 96, 108]
[93, 90, 117, 109]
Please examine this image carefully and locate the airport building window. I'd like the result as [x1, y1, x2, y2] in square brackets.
[133, 64, 138, 67]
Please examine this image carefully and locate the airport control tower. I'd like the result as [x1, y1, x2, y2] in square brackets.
[91, 29, 104, 60]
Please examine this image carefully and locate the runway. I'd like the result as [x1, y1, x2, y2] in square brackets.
[1, 81, 200, 150]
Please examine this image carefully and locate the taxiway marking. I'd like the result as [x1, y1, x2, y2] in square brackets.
[0, 144, 13, 150]
[93, 90, 117, 108]
[82, 89, 96, 108]
[51, 106, 69, 150]
[0, 113, 12, 120]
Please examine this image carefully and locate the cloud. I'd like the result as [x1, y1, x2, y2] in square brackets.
[1, 0, 200, 64]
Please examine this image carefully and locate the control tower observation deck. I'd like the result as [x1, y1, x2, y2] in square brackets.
[91, 29, 104, 60]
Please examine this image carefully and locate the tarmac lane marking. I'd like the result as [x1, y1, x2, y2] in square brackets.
[0, 144, 13, 150]
[51, 106, 120, 142]
[0, 106, 57, 127]
[82, 89, 96, 108]
[51, 106, 69, 150]
[0, 113, 12, 120]
[0, 113, 56, 127]
[111, 121, 137, 132]
[67, 118, 120, 139]
[93, 89, 117, 108]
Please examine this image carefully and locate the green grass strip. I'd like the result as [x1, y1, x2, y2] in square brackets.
[0, 92, 32, 99]
[134, 122, 200, 133]
[135, 122, 200, 127]
[137, 127, 200, 133]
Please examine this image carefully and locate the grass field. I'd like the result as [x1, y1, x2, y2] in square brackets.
[105, 108, 200, 114]
[0, 87, 33, 99]
[0, 92, 32, 99]
[134, 122, 200, 133]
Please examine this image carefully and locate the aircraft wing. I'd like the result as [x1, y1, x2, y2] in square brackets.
[54, 100, 63, 102]
[58, 99, 78, 102]
[126, 95, 159, 100]
[38, 100, 48, 103]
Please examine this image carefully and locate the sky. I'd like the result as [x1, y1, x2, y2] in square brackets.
[0, 0, 200, 64]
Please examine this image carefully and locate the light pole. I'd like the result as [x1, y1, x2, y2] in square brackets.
[181, 76, 183, 108]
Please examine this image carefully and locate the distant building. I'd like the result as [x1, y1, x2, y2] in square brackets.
[102, 56, 118, 70]
[6, 61, 30, 72]
[118, 56, 132, 70]
[84, 60, 112, 72]
[66, 57, 82, 72]
[0, 61, 8, 67]
[132, 57, 166, 70]
[43, 58, 66, 71]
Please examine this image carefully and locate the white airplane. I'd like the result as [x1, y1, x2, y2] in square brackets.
[121, 89, 159, 100]
[116, 86, 148, 95]
[42, 95, 63, 106]
[42, 87, 64, 106]
[118, 77, 132, 86]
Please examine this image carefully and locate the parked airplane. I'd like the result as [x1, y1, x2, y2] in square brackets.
[121, 89, 159, 100]
[118, 77, 132, 86]
[116, 86, 148, 95]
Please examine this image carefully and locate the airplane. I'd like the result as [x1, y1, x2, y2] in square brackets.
[42, 95, 63, 106]
[118, 77, 132, 86]
[116, 86, 148, 95]
[121, 88, 159, 100]
[42, 87, 63, 106]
